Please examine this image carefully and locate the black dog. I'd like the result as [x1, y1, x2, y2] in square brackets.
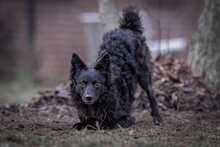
[70, 7, 161, 130]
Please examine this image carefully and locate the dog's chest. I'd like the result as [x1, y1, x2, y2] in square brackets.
[83, 106, 108, 120]
[86, 106, 96, 117]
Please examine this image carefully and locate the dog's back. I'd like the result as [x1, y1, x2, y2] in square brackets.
[98, 7, 148, 68]
[98, 7, 152, 82]
[98, 7, 149, 102]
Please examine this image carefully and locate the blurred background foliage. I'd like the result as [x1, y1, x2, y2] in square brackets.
[0, 0, 203, 103]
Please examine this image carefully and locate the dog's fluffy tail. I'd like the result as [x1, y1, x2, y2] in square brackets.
[119, 6, 143, 34]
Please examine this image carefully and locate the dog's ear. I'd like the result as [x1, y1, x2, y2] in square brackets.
[95, 53, 110, 72]
[71, 53, 87, 78]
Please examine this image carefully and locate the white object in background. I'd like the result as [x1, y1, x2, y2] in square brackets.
[148, 38, 187, 58]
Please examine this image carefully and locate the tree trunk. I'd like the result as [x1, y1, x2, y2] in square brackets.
[188, 0, 220, 91]
[98, 0, 119, 33]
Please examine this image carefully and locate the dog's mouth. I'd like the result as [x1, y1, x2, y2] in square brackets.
[82, 98, 97, 105]
[83, 100, 94, 105]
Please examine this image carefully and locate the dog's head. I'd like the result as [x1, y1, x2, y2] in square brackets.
[70, 53, 110, 105]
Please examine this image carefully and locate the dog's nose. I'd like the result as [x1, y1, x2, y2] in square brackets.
[85, 96, 93, 101]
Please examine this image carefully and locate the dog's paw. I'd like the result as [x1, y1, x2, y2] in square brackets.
[153, 115, 162, 126]
[73, 122, 86, 130]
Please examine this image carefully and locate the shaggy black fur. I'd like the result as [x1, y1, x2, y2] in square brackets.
[70, 7, 161, 130]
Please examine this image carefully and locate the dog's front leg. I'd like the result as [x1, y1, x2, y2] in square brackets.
[73, 122, 87, 130]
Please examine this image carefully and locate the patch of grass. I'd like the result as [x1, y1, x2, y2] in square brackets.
[0, 81, 43, 104]
[0, 130, 166, 147]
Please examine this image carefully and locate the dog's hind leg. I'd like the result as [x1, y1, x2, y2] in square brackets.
[136, 44, 162, 125]
[138, 70, 162, 125]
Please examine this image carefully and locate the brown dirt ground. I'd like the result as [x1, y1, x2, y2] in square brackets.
[0, 58, 220, 147]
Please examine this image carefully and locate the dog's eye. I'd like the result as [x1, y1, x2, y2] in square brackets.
[79, 81, 86, 88]
[94, 82, 101, 88]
